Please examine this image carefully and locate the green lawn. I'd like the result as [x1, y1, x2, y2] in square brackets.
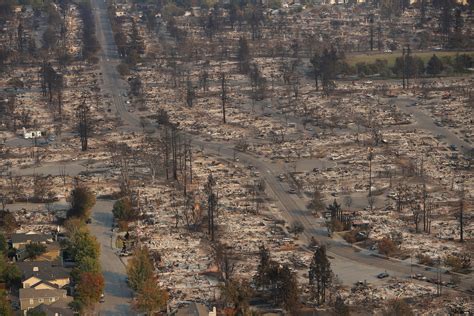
[345, 51, 473, 67]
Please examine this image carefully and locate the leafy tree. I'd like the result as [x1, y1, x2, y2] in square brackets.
[0, 254, 21, 288]
[0, 290, 12, 316]
[25, 243, 47, 260]
[71, 256, 101, 283]
[0, 210, 18, 234]
[63, 218, 86, 237]
[67, 186, 96, 220]
[75, 272, 105, 309]
[68, 230, 100, 263]
[112, 198, 138, 222]
[127, 247, 155, 291]
[453, 54, 472, 72]
[133, 277, 168, 314]
[0, 234, 7, 253]
[309, 245, 332, 305]
[426, 55, 444, 76]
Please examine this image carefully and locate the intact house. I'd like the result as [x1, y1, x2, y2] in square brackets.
[19, 288, 68, 314]
[11, 232, 52, 250]
[28, 297, 74, 316]
[16, 261, 71, 314]
[10, 232, 55, 261]
[17, 261, 70, 290]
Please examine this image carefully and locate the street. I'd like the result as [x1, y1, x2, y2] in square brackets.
[89, 200, 133, 315]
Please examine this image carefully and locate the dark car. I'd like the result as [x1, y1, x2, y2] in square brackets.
[377, 272, 389, 279]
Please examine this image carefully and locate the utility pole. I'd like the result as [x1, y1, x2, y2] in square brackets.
[221, 72, 227, 123]
[459, 176, 465, 242]
[368, 148, 374, 197]
[369, 15, 374, 51]
[406, 45, 411, 89]
[402, 47, 406, 89]
[76, 95, 90, 151]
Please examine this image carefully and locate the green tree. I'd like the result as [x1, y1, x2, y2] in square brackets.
[25, 243, 47, 260]
[426, 54, 444, 76]
[71, 255, 101, 282]
[67, 186, 96, 220]
[112, 198, 138, 222]
[0, 290, 12, 316]
[309, 246, 332, 305]
[127, 247, 155, 291]
[0, 254, 21, 288]
[0, 234, 7, 253]
[68, 230, 100, 262]
[133, 277, 168, 314]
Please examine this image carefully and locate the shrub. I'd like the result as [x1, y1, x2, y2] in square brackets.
[417, 254, 434, 266]
[378, 237, 397, 256]
[444, 254, 471, 273]
[343, 230, 357, 243]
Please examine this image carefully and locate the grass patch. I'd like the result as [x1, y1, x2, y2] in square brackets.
[345, 51, 474, 67]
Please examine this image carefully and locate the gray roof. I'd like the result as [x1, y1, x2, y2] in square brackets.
[11, 233, 51, 244]
[17, 261, 70, 282]
[30, 297, 74, 316]
[19, 288, 66, 300]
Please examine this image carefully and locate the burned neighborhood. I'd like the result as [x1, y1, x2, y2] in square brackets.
[0, 0, 473, 314]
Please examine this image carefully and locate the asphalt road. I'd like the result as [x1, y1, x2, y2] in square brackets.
[392, 97, 472, 155]
[89, 200, 133, 315]
[90, 0, 135, 313]
[88, 0, 473, 296]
